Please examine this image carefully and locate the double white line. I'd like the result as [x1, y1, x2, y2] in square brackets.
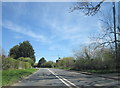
[47, 68, 79, 88]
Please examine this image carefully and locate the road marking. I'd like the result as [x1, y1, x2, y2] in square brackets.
[47, 68, 70, 87]
[59, 75, 76, 86]
[47, 68, 78, 88]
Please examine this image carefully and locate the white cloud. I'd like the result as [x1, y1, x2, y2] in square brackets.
[2, 20, 50, 43]
[15, 36, 23, 39]
[46, 18, 91, 46]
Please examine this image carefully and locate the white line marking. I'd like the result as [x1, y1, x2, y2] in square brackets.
[47, 68, 70, 87]
[59, 75, 77, 86]
[47, 68, 78, 88]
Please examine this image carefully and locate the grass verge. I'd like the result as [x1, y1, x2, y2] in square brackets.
[2, 68, 38, 86]
[70, 69, 120, 75]
[82, 69, 118, 74]
[54, 67, 71, 70]
[55, 67, 119, 75]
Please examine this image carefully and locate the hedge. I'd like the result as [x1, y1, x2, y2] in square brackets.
[2, 57, 31, 70]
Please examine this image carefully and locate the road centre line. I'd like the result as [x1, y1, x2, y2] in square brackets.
[47, 68, 78, 88]
[59, 75, 77, 87]
[47, 68, 70, 87]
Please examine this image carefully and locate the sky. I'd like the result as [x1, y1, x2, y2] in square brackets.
[2, 2, 114, 62]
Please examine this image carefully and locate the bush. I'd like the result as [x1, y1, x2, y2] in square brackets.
[56, 57, 75, 69]
[2, 58, 16, 70]
[2, 57, 32, 70]
[24, 62, 31, 69]
[73, 48, 116, 71]
[18, 57, 34, 66]
[41, 61, 54, 68]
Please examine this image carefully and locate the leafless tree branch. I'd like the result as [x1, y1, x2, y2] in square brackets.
[70, 0, 105, 16]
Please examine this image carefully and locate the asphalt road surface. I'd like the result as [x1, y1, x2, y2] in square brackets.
[12, 68, 119, 87]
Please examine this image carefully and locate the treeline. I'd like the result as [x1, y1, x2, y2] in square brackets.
[55, 57, 75, 69]
[2, 41, 36, 70]
[74, 47, 116, 71]
[36, 57, 75, 68]
[54, 44, 120, 72]
[36, 57, 54, 68]
[36, 44, 120, 73]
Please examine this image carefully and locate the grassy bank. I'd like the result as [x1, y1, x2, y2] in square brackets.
[55, 67, 119, 74]
[2, 68, 38, 86]
[55, 67, 71, 70]
[77, 69, 119, 74]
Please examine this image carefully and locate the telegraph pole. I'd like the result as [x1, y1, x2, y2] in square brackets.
[112, 2, 118, 60]
[112, 2, 120, 71]
[118, 1, 120, 40]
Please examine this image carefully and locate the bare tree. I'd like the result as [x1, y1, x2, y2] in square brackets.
[90, 12, 115, 49]
[71, 1, 119, 61]
[70, 0, 105, 16]
[71, 1, 120, 71]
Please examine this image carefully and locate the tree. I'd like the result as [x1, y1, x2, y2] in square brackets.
[37, 57, 46, 67]
[9, 45, 19, 59]
[73, 46, 116, 70]
[74, 45, 94, 60]
[62, 57, 75, 68]
[71, 1, 119, 66]
[19, 41, 35, 62]
[89, 12, 115, 49]
[70, 0, 105, 16]
[9, 41, 36, 62]
[41, 61, 54, 68]
[56, 57, 75, 68]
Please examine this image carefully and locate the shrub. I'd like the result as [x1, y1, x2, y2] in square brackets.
[56, 57, 75, 69]
[2, 57, 17, 70]
[2, 57, 32, 70]
[41, 61, 54, 68]
[24, 62, 31, 69]
[18, 57, 34, 66]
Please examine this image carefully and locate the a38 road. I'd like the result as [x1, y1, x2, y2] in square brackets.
[13, 68, 119, 87]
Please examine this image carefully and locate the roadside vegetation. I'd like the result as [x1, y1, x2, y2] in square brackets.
[54, 45, 120, 74]
[65, 2, 119, 73]
[37, 57, 55, 68]
[1, 41, 38, 86]
[2, 41, 35, 70]
[2, 69, 38, 86]
[36, 44, 119, 74]
[2, 57, 32, 70]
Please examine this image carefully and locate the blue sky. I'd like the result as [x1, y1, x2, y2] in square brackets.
[2, 2, 113, 62]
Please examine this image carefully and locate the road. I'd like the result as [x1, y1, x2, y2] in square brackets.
[12, 68, 119, 87]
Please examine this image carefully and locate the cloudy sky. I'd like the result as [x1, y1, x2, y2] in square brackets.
[2, 2, 113, 62]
